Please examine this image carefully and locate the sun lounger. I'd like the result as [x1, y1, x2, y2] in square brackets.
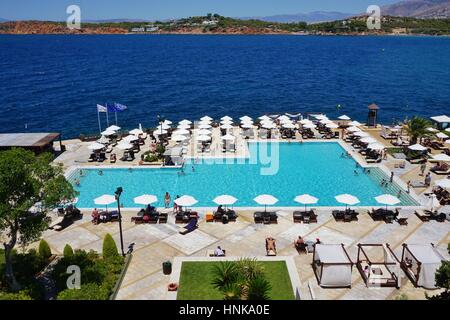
[366, 156, 382, 163]
[410, 180, 426, 188]
[179, 218, 198, 235]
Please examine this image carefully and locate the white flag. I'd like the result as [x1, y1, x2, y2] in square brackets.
[97, 104, 107, 113]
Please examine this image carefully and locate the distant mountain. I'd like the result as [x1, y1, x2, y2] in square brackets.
[240, 11, 355, 24]
[381, 0, 450, 18]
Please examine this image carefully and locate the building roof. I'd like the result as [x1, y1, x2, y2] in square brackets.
[430, 115, 450, 123]
[315, 244, 352, 264]
[368, 103, 379, 110]
[0, 133, 60, 148]
[406, 244, 445, 264]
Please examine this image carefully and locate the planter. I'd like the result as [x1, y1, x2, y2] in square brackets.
[168, 283, 178, 291]
[163, 261, 172, 275]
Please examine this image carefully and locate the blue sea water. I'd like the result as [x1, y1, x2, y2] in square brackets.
[72, 142, 417, 208]
[0, 34, 449, 139]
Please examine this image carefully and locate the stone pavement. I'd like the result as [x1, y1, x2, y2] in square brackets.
[39, 208, 449, 300]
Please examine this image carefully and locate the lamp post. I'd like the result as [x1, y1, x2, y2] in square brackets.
[114, 187, 125, 257]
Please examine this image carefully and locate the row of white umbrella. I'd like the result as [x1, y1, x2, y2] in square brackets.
[93, 192, 410, 211]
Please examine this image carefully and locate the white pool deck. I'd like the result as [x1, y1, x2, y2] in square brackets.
[40, 125, 450, 300]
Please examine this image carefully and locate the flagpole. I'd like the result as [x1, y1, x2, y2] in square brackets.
[106, 103, 110, 127]
[97, 107, 102, 134]
[115, 102, 118, 126]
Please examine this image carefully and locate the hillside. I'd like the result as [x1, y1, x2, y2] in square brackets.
[382, 0, 450, 18]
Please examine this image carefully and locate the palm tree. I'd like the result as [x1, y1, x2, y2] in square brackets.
[211, 261, 238, 292]
[247, 276, 272, 300]
[405, 116, 433, 144]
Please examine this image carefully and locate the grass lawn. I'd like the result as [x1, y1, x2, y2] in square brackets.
[177, 261, 295, 300]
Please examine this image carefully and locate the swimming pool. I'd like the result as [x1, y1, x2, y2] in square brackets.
[70, 142, 418, 208]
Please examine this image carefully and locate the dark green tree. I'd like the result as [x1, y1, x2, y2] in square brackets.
[38, 239, 52, 260]
[405, 116, 433, 144]
[102, 234, 119, 260]
[428, 261, 450, 300]
[0, 148, 76, 291]
[63, 244, 74, 258]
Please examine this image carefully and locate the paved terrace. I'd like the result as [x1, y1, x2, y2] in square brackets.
[44, 123, 450, 300]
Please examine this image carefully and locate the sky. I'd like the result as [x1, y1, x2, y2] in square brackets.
[0, 0, 399, 21]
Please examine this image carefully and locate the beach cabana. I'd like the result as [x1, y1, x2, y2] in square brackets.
[400, 243, 446, 289]
[356, 243, 401, 288]
[430, 115, 450, 130]
[312, 244, 353, 288]
[163, 147, 183, 166]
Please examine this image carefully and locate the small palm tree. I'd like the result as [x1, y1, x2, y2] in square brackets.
[222, 283, 242, 300]
[211, 261, 238, 292]
[405, 116, 433, 144]
[247, 276, 272, 300]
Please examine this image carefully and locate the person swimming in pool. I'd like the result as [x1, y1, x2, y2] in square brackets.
[98, 170, 103, 176]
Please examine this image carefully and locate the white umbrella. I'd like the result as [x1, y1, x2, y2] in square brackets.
[320, 119, 333, 124]
[220, 124, 234, 130]
[299, 119, 312, 125]
[134, 194, 158, 205]
[360, 137, 377, 144]
[338, 115, 351, 120]
[171, 134, 188, 142]
[353, 131, 369, 137]
[101, 129, 116, 136]
[240, 116, 252, 122]
[173, 129, 190, 136]
[179, 119, 192, 125]
[262, 123, 276, 129]
[154, 128, 168, 135]
[174, 195, 198, 208]
[258, 115, 271, 121]
[199, 123, 212, 129]
[162, 120, 172, 125]
[221, 134, 236, 141]
[446, 128, 450, 133]
[335, 194, 360, 210]
[326, 123, 339, 129]
[97, 136, 110, 144]
[116, 142, 133, 150]
[158, 123, 171, 130]
[254, 194, 278, 212]
[220, 119, 233, 125]
[435, 179, 450, 189]
[347, 126, 361, 132]
[177, 124, 191, 130]
[314, 115, 328, 120]
[221, 116, 233, 121]
[408, 144, 427, 152]
[282, 122, 297, 129]
[196, 135, 211, 142]
[106, 125, 121, 131]
[432, 154, 450, 162]
[241, 123, 254, 129]
[303, 123, 316, 129]
[197, 129, 211, 135]
[123, 135, 139, 142]
[427, 127, 439, 133]
[294, 194, 319, 212]
[367, 143, 385, 151]
[94, 194, 116, 211]
[349, 121, 362, 126]
[88, 142, 105, 150]
[213, 195, 238, 207]
[200, 116, 213, 122]
[278, 115, 290, 121]
[129, 129, 143, 135]
[436, 132, 448, 139]
[375, 194, 401, 211]
[445, 139, 450, 144]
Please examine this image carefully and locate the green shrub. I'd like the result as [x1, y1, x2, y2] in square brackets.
[57, 283, 110, 300]
[0, 291, 33, 300]
[38, 240, 52, 260]
[102, 234, 119, 260]
[63, 245, 74, 258]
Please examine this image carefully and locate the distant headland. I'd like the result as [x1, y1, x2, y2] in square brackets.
[0, 14, 449, 36]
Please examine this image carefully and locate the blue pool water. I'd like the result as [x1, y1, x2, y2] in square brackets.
[1, 35, 449, 138]
[72, 142, 417, 208]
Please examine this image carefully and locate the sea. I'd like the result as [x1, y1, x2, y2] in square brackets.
[0, 34, 449, 139]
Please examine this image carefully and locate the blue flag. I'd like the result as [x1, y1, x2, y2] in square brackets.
[106, 102, 128, 112]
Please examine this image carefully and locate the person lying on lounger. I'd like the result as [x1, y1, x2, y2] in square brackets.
[266, 237, 277, 256]
[214, 246, 225, 257]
